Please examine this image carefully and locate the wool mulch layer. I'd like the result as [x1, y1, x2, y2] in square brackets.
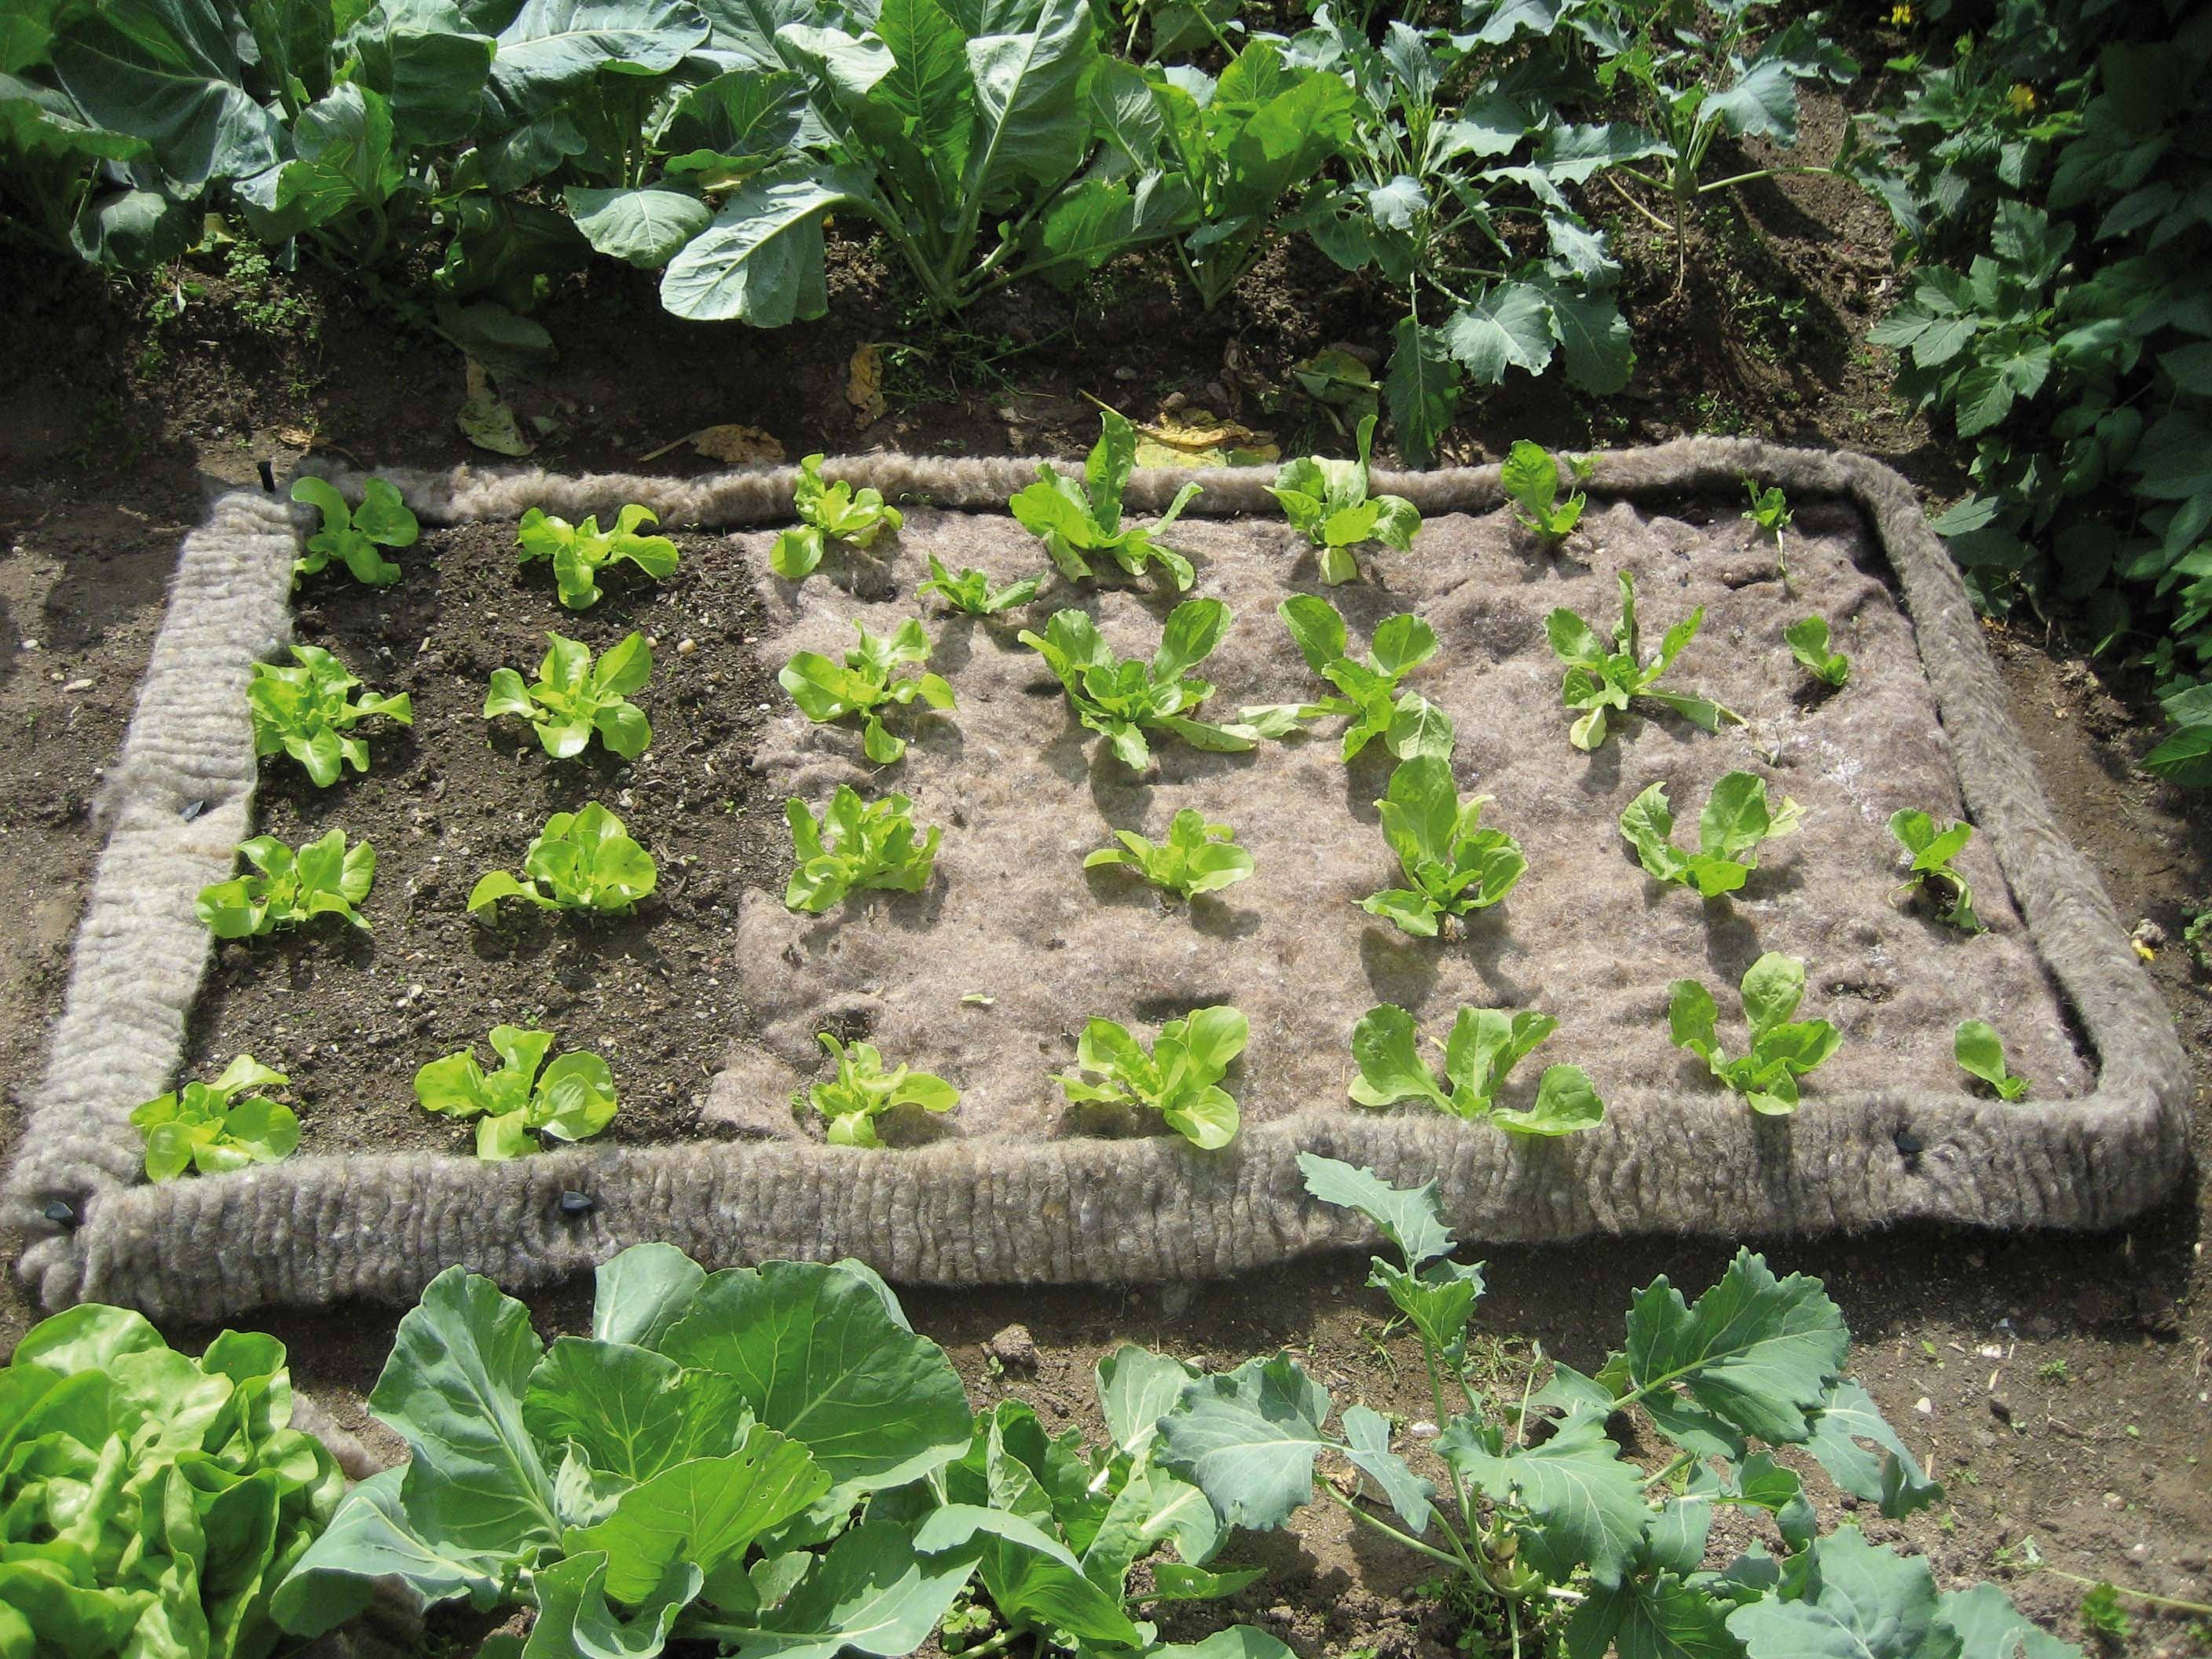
[3, 439, 2188, 1321]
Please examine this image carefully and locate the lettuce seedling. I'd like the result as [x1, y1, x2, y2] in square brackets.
[1010, 409, 1203, 590]
[779, 618, 955, 764]
[130, 1053, 299, 1181]
[1020, 599, 1262, 771]
[1785, 615, 1850, 688]
[1363, 756, 1528, 939]
[1086, 808, 1254, 899]
[468, 802, 657, 916]
[1243, 594, 1454, 762]
[1270, 413, 1422, 584]
[786, 786, 940, 912]
[1055, 1005, 1247, 1150]
[517, 503, 681, 609]
[1547, 571, 1741, 750]
[1348, 1004, 1603, 1136]
[415, 1025, 619, 1159]
[484, 630, 652, 760]
[1669, 953, 1841, 1115]
[1955, 1020, 2027, 1101]
[199, 828, 375, 936]
[1619, 771, 1804, 899]
[801, 1033, 960, 1147]
[1888, 809, 1984, 933]
[918, 554, 1042, 617]
[290, 475, 417, 587]
[771, 452, 906, 579]
[1744, 478, 1795, 592]
[250, 644, 413, 786]
[1501, 440, 1587, 540]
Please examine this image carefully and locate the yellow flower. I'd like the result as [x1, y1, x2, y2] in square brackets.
[1890, 2, 1913, 23]
[2006, 82, 2038, 115]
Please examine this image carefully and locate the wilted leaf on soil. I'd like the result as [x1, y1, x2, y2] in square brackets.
[638, 424, 787, 464]
[1291, 349, 1379, 432]
[848, 344, 887, 428]
[1131, 408, 1277, 468]
[458, 360, 533, 456]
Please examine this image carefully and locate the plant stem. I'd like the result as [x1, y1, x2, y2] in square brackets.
[1697, 164, 1839, 195]
[2043, 1570, 2212, 1617]
[1319, 1484, 1467, 1572]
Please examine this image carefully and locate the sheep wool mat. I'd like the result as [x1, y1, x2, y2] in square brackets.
[4, 438, 2190, 1320]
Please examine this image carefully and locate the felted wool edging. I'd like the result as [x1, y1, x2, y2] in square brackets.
[4, 438, 2191, 1320]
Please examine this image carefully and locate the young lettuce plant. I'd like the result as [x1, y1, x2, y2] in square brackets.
[1669, 953, 1841, 1115]
[467, 803, 657, 916]
[1618, 771, 1804, 899]
[1547, 571, 1741, 751]
[1743, 478, 1795, 591]
[1086, 809, 1254, 900]
[1362, 756, 1528, 939]
[517, 503, 681, 609]
[1501, 441, 1587, 540]
[1956, 1020, 2028, 1101]
[1347, 1005, 1602, 1136]
[414, 1026, 619, 1159]
[1244, 594, 1454, 762]
[1020, 599, 1262, 771]
[1889, 809, 1985, 932]
[290, 476, 418, 587]
[778, 619, 955, 764]
[484, 631, 652, 760]
[771, 453, 906, 580]
[198, 829, 375, 937]
[786, 786, 941, 913]
[801, 1033, 960, 1147]
[250, 644, 413, 787]
[919, 555, 1042, 617]
[1055, 1006, 1247, 1150]
[1010, 410, 1203, 590]
[130, 1054, 299, 1181]
[1785, 615, 1851, 688]
[1269, 413, 1421, 584]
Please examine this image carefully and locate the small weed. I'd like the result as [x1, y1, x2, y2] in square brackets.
[222, 242, 317, 339]
[2038, 1358, 2072, 1382]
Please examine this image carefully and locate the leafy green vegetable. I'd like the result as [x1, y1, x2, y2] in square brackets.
[415, 1025, 619, 1159]
[918, 555, 1042, 617]
[1618, 771, 1804, 899]
[484, 630, 652, 760]
[1269, 414, 1421, 584]
[786, 786, 940, 913]
[1361, 756, 1527, 939]
[467, 802, 657, 916]
[198, 828, 375, 936]
[1086, 809, 1254, 900]
[771, 453, 906, 580]
[1501, 440, 1586, 540]
[779, 619, 956, 765]
[290, 476, 418, 587]
[1010, 411, 1203, 590]
[800, 1033, 959, 1148]
[1668, 953, 1842, 1115]
[1743, 478, 1795, 591]
[249, 643, 412, 787]
[1242, 595, 1453, 763]
[1054, 1006, 1247, 1150]
[1546, 571, 1741, 750]
[517, 503, 680, 610]
[1020, 599, 1261, 771]
[1786, 614, 1851, 688]
[1346, 1004, 1603, 1136]
[1955, 1020, 2028, 1101]
[2143, 683, 2212, 788]
[1888, 808, 1985, 932]
[130, 1053, 299, 1181]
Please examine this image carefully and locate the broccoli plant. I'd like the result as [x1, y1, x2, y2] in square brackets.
[130, 1054, 299, 1181]
[1054, 1005, 1247, 1151]
[1744, 478, 1795, 591]
[918, 555, 1042, 617]
[1889, 809, 1985, 933]
[1547, 571, 1741, 751]
[1956, 1020, 2028, 1101]
[1785, 615, 1851, 688]
[483, 631, 652, 760]
[1362, 756, 1527, 940]
[289, 476, 418, 588]
[786, 786, 941, 913]
[1269, 414, 1422, 584]
[800, 1033, 960, 1148]
[1501, 441, 1587, 541]
[1243, 595, 1454, 763]
[198, 830, 375, 937]
[1086, 809, 1254, 900]
[1619, 771, 1804, 899]
[467, 803, 657, 916]
[771, 453, 906, 580]
[1347, 1005, 1603, 1136]
[778, 619, 955, 764]
[1669, 953, 1841, 1115]
[1020, 600, 1262, 771]
[1010, 410, 1203, 590]
[250, 645, 413, 787]
[516, 503, 680, 609]
[414, 1026, 619, 1160]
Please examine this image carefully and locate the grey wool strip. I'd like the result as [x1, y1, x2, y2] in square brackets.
[2, 438, 2190, 1320]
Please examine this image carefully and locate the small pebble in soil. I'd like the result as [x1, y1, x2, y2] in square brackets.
[678, 639, 697, 654]
[986, 1324, 1039, 1371]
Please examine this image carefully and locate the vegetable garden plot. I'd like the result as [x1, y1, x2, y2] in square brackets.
[2, 439, 2189, 1322]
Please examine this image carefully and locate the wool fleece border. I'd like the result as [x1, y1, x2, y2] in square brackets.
[4, 438, 2189, 1320]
